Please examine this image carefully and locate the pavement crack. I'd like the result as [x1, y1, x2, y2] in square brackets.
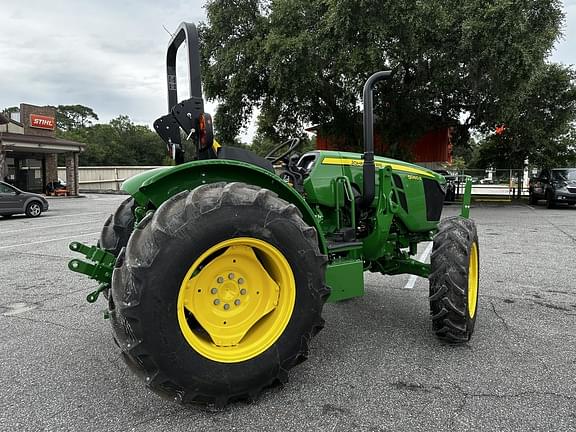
[489, 300, 511, 331]
[465, 390, 576, 401]
[4, 313, 99, 335]
[8, 251, 71, 259]
[449, 391, 469, 432]
[533, 301, 573, 313]
[121, 406, 185, 431]
[40, 287, 94, 304]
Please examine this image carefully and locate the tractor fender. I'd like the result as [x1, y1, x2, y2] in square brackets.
[122, 159, 328, 254]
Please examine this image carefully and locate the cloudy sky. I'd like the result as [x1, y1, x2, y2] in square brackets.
[1, 0, 575, 143]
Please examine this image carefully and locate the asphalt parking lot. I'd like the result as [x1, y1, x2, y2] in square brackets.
[0, 195, 575, 431]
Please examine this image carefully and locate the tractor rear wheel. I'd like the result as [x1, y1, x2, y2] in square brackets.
[109, 182, 328, 405]
[429, 217, 479, 343]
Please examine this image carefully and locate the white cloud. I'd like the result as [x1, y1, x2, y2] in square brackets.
[0, 0, 206, 124]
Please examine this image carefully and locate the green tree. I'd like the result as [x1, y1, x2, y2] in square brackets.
[1, 106, 19, 119]
[201, 0, 565, 160]
[59, 115, 168, 166]
[53, 104, 99, 131]
[474, 63, 576, 168]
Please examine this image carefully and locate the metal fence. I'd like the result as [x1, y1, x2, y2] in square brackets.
[450, 168, 530, 200]
[57, 166, 160, 192]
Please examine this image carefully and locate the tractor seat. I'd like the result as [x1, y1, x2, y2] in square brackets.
[217, 146, 275, 173]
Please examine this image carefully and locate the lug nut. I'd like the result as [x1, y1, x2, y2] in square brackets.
[228, 273, 235, 280]
[217, 277, 224, 283]
[234, 299, 241, 306]
[240, 289, 247, 295]
[224, 303, 230, 310]
[214, 299, 220, 305]
[210, 288, 218, 294]
[238, 278, 244, 285]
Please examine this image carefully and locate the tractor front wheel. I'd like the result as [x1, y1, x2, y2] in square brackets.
[99, 196, 135, 257]
[98, 197, 135, 299]
[109, 182, 328, 405]
[429, 217, 479, 343]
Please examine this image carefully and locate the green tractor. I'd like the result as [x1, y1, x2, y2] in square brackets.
[69, 22, 479, 406]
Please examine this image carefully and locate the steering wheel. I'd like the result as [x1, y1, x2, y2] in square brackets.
[265, 138, 301, 164]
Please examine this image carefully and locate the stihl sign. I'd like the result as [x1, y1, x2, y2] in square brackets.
[30, 114, 55, 130]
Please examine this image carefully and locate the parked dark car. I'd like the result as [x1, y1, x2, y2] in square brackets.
[0, 181, 49, 218]
[529, 168, 576, 208]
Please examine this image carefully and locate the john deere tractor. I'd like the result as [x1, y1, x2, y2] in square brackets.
[69, 23, 479, 406]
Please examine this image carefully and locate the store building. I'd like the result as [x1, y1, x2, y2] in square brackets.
[0, 104, 85, 195]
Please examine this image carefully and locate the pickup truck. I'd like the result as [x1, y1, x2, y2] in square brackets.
[529, 168, 576, 208]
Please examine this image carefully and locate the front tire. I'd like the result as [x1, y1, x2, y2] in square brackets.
[110, 182, 328, 405]
[25, 201, 42, 217]
[99, 197, 135, 256]
[98, 197, 135, 300]
[546, 191, 556, 209]
[429, 217, 479, 343]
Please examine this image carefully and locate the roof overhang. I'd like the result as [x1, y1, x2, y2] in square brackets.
[0, 133, 85, 154]
[2, 140, 84, 154]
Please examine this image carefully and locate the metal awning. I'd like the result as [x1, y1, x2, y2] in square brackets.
[0, 132, 85, 154]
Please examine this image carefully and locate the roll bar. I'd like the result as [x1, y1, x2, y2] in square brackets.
[153, 22, 206, 164]
[165, 22, 203, 110]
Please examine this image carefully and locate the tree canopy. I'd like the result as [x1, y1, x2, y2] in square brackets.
[57, 113, 169, 166]
[200, 0, 574, 166]
[53, 104, 99, 131]
[473, 63, 576, 168]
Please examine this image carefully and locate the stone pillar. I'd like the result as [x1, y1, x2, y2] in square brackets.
[45, 153, 58, 183]
[0, 141, 6, 181]
[65, 152, 79, 196]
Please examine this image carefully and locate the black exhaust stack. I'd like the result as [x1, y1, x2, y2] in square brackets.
[361, 71, 392, 208]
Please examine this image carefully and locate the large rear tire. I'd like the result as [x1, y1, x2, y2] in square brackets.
[429, 217, 479, 343]
[109, 182, 328, 405]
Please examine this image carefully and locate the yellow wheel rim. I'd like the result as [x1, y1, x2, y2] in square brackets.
[468, 242, 479, 319]
[177, 237, 296, 363]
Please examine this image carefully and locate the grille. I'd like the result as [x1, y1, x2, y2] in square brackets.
[422, 178, 444, 221]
